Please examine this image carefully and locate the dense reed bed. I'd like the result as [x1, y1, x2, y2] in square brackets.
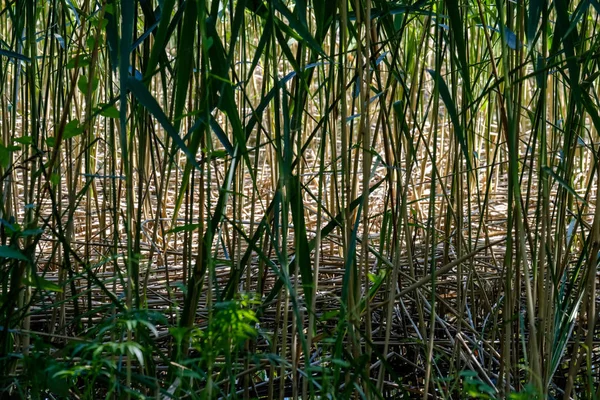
[1, 0, 599, 398]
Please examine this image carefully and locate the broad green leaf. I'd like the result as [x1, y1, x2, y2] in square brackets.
[13, 136, 32, 145]
[77, 75, 99, 95]
[63, 119, 84, 139]
[99, 105, 120, 119]
[0, 49, 31, 62]
[0, 245, 28, 261]
[444, 0, 471, 96]
[527, 0, 543, 44]
[167, 223, 201, 234]
[23, 274, 63, 292]
[427, 69, 472, 170]
[50, 173, 61, 186]
[21, 228, 43, 237]
[143, 0, 176, 80]
[66, 54, 90, 69]
[104, 0, 119, 71]
[0, 145, 10, 169]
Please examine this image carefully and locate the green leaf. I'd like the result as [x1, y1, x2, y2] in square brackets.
[331, 358, 351, 368]
[86, 36, 99, 50]
[319, 310, 340, 321]
[13, 136, 32, 145]
[289, 174, 313, 308]
[66, 54, 90, 69]
[99, 105, 120, 119]
[0, 145, 10, 169]
[127, 343, 144, 366]
[20, 228, 43, 237]
[172, 0, 196, 129]
[0, 49, 31, 63]
[63, 119, 84, 139]
[77, 75, 98, 95]
[23, 274, 63, 292]
[96, 18, 109, 30]
[104, 0, 119, 71]
[167, 223, 201, 234]
[0, 245, 28, 261]
[527, 0, 543, 45]
[143, 0, 176, 80]
[542, 166, 587, 204]
[50, 173, 61, 186]
[427, 69, 472, 170]
[444, 0, 471, 96]
[272, 1, 324, 57]
[207, 149, 228, 159]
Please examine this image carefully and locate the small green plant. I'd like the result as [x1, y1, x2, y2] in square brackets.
[461, 370, 496, 399]
[200, 295, 259, 352]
